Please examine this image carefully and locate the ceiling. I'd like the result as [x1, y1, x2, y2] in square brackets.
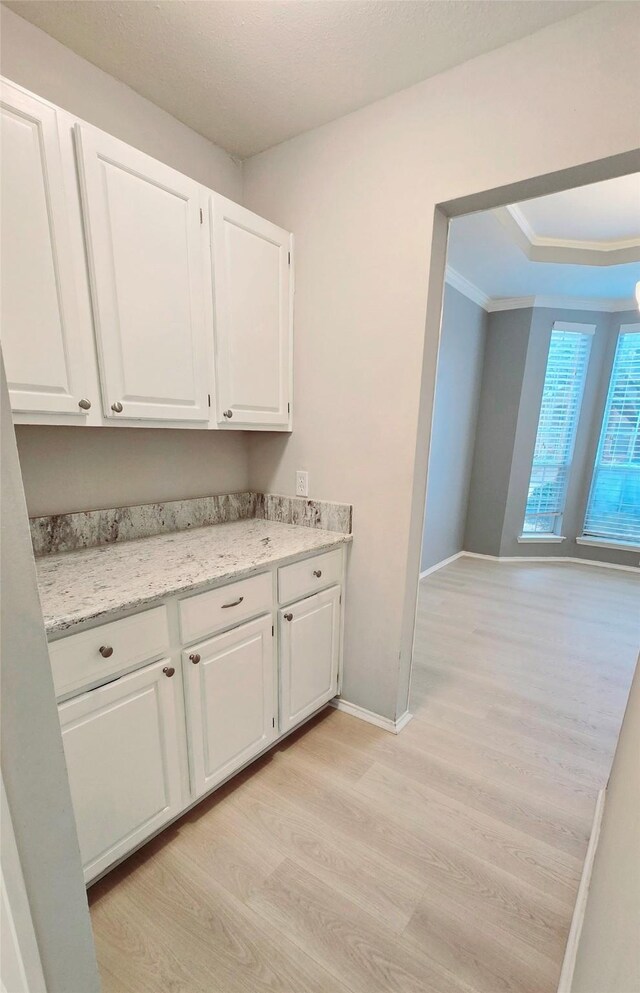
[4, 0, 596, 158]
[447, 175, 640, 308]
[494, 175, 640, 267]
[515, 176, 640, 246]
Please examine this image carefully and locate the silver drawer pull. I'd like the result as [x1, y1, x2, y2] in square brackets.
[313, 569, 322, 578]
[189, 653, 201, 665]
[222, 596, 244, 609]
[99, 645, 114, 658]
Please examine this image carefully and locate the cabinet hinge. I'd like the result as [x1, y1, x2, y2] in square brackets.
[288, 251, 291, 265]
[339, 593, 342, 605]
[272, 717, 276, 728]
[200, 208, 203, 224]
[207, 393, 211, 407]
[271, 624, 274, 637]
[287, 402, 290, 414]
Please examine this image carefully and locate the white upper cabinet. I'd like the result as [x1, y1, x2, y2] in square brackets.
[75, 125, 210, 422]
[2, 78, 294, 431]
[0, 81, 88, 416]
[210, 195, 292, 429]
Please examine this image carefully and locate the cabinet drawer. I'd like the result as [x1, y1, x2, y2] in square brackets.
[48, 606, 170, 699]
[179, 572, 272, 644]
[278, 548, 343, 605]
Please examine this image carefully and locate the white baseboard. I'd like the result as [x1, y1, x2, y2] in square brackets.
[419, 551, 464, 579]
[461, 551, 639, 574]
[330, 698, 413, 734]
[557, 787, 607, 993]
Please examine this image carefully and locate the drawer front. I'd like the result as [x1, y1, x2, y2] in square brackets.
[278, 548, 343, 605]
[49, 605, 170, 699]
[179, 572, 272, 644]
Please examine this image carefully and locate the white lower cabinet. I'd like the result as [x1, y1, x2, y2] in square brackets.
[58, 658, 183, 883]
[279, 586, 341, 733]
[54, 550, 345, 884]
[183, 614, 275, 798]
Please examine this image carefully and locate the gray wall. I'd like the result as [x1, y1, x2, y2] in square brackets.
[571, 658, 640, 993]
[421, 285, 486, 570]
[465, 306, 640, 568]
[464, 308, 531, 555]
[1, 358, 100, 992]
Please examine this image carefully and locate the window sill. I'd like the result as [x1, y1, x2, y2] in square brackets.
[576, 536, 640, 554]
[517, 535, 565, 544]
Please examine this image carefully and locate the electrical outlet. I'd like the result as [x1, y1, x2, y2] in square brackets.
[296, 470, 309, 497]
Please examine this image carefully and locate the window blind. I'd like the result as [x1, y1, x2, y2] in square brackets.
[523, 328, 592, 534]
[584, 328, 640, 545]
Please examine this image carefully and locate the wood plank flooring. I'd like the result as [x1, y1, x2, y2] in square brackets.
[89, 557, 639, 993]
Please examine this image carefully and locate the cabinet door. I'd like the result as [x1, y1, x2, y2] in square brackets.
[58, 659, 183, 882]
[0, 81, 87, 415]
[279, 586, 340, 733]
[75, 124, 209, 422]
[183, 615, 275, 798]
[211, 195, 292, 428]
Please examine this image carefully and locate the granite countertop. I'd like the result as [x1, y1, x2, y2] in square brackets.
[37, 519, 352, 637]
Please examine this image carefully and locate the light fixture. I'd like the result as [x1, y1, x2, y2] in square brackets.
[636, 281, 640, 312]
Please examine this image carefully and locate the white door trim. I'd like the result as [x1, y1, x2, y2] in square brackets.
[557, 788, 607, 993]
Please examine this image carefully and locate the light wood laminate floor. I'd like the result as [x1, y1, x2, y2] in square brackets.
[90, 557, 639, 993]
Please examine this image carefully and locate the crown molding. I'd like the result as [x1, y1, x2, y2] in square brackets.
[444, 267, 490, 309]
[487, 295, 637, 314]
[444, 269, 636, 315]
[495, 205, 640, 267]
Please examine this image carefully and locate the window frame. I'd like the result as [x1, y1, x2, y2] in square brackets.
[521, 321, 595, 538]
[582, 323, 640, 548]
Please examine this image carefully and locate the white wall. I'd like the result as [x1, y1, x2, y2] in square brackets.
[1, 5, 251, 518]
[571, 659, 640, 993]
[1, 357, 100, 993]
[244, 3, 640, 720]
[16, 426, 251, 518]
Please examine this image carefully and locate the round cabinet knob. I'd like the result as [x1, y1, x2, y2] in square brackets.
[223, 409, 233, 418]
[284, 612, 293, 622]
[99, 645, 114, 658]
[163, 666, 175, 678]
[111, 401, 124, 413]
[78, 398, 92, 410]
[313, 570, 322, 578]
[189, 653, 201, 665]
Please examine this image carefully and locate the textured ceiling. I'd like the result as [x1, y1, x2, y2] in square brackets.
[3, 0, 596, 158]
